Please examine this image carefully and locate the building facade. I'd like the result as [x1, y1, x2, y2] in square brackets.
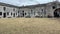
[0, 2, 19, 18]
[19, 1, 60, 18]
[0, 1, 60, 18]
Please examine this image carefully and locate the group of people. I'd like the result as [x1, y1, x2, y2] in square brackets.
[54, 10, 60, 18]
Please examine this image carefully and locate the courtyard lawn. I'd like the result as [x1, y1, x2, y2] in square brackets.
[0, 18, 60, 34]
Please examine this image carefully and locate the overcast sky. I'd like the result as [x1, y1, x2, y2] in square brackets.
[0, 0, 59, 6]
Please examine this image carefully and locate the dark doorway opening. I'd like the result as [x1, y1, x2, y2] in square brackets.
[22, 11, 24, 17]
[3, 13, 6, 18]
[13, 13, 15, 17]
[54, 8, 60, 18]
[0, 12, 2, 15]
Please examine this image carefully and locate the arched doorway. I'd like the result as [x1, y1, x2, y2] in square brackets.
[3, 13, 6, 18]
[54, 8, 60, 18]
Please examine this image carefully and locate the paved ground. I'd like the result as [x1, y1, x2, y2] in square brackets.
[0, 18, 60, 34]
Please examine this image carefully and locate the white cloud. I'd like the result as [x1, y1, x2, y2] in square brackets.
[0, 0, 59, 6]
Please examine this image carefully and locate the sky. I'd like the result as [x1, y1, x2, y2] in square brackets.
[0, 0, 59, 6]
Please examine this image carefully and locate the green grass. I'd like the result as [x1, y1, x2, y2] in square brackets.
[0, 18, 60, 34]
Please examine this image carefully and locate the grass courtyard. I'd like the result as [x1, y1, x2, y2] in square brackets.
[0, 18, 60, 34]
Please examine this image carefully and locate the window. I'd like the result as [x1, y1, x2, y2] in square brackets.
[18, 11, 19, 13]
[0, 12, 2, 15]
[41, 9, 44, 13]
[37, 11, 40, 15]
[25, 13, 26, 15]
[44, 11, 46, 15]
[22, 10, 24, 12]
[3, 7, 6, 11]
[31, 10, 33, 14]
[41, 9, 43, 12]
[52, 6, 56, 9]
[34, 11, 35, 15]
[13, 9, 15, 11]
[16, 13, 17, 15]
[7, 12, 9, 15]
[11, 12, 12, 15]
[31, 10, 32, 11]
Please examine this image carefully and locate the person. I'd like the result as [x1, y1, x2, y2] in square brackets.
[48, 15, 51, 18]
[48, 14, 52, 18]
[54, 11, 59, 18]
[54, 11, 57, 17]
